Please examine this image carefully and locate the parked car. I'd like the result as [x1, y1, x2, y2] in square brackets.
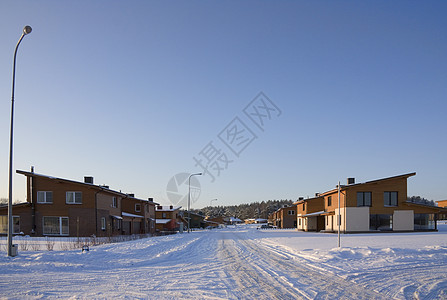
[257, 224, 275, 229]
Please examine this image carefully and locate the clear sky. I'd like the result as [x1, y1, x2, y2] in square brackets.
[1, 1, 446, 209]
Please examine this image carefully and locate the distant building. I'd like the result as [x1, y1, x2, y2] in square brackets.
[295, 196, 325, 231]
[270, 205, 297, 229]
[155, 205, 184, 232]
[436, 200, 447, 220]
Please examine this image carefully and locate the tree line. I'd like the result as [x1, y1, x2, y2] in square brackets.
[191, 199, 294, 220]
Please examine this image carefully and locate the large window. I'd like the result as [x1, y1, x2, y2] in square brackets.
[414, 214, 435, 230]
[327, 196, 332, 207]
[370, 214, 392, 231]
[37, 191, 53, 203]
[357, 192, 372, 207]
[0, 216, 20, 234]
[384, 191, 398, 207]
[43, 216, 69, 235]
[66, 192, 82, 204]
[288, 210, 295, 215]
[135, 204, 141, 212]
[112, 197, 117, 208]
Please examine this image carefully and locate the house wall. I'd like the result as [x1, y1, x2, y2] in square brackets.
[0, 204, 32, 235]
[325, 215, 334, 231]
[307, 217, 317, 231]
[343, 207, 369, 232]
[281, 206, 297, 228]
[31, 176, 98, 237]
[344, 177, 409, 214]
[393, 210, 414, 231]
[297, 215, 305, 231]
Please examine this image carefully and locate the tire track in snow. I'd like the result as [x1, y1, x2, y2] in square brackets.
[217, 230, 387, 300]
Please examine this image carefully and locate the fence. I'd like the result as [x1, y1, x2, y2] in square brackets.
[0, 234, 152, 252]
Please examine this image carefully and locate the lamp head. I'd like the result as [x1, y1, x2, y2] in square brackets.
[23, 26, 32, 35]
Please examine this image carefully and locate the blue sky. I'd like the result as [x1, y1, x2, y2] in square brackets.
[1, 1, 446, 208]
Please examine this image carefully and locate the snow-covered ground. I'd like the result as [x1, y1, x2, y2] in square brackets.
[1, 223, 446, 299]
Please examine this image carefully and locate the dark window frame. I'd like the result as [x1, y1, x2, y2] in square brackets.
[357, 192, 372, 207]
[384, 191, 398, 207]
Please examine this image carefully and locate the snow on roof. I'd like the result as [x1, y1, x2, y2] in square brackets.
[156, 219, 171, 224]
[303, 211, 326, 217]
[122, 212, 144, 218]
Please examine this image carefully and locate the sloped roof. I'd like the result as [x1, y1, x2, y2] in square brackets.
[320, 172, 416, 196]
[122, 212, 144, 218]
[16, 170, 159, 205]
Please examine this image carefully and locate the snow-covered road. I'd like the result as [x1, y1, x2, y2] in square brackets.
[1, 225, 446, 299]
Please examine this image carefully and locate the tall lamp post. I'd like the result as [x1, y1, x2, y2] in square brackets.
[187, 172, 202, 233]
[210, 198, 217, 206]
[7, 25, 32, 257]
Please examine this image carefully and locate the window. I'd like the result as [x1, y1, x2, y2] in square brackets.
[37, 191, 53, 203]
[66, 192, 82, 204]
[327, 196, 332, 207]
[135, 204, 141, 212]
[113, 218, 121, 230]
[414, 214, 435, 230]
[0, 216, 20, 234]
[112, 197, 117, 208]
[370, 214, 392, 231]
[288, 210, 295, 215]
[303, 203, 306, 211]
[162, 212, 167, 218]
[357, 192, 372, 207]
[101, 217, 106, 230]
[299, 219, 301, 226]
[43, 216, 69, 235]
[384, 192, 398, 207]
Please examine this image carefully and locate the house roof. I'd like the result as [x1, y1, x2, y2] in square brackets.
[122, 212, 144, 218]
[302, 210, 326, 217]
[402, 201, 443, 211]
[156, 219, 172, 224]
[320, 172, 417, 196]
[0, 202, 31, 209]
[156, 206, 181, 211]
[16, 170, 159, 205]
[293, 196, 324, 205]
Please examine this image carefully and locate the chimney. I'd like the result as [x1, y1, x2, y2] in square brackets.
[148, 198, 153, 202]
[157, 205, 162, 210]
[298, 197, 304, 200]
[170, 205, 173, 209]
[127, 193, 135, 198]
[315, 193, 319, 197]
[347, 178, 355, 185]
[84, 176, 94, 184]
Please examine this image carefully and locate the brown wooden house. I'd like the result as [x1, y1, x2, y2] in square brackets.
[321, 173, 441, 233]
[295, 196, 325, 231]
[0, 169, 157, 237]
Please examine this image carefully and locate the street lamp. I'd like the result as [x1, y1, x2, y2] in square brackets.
[7, 25, 32, 257]
[187, 172, 202, 233]
[210, 198, 217, 206]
